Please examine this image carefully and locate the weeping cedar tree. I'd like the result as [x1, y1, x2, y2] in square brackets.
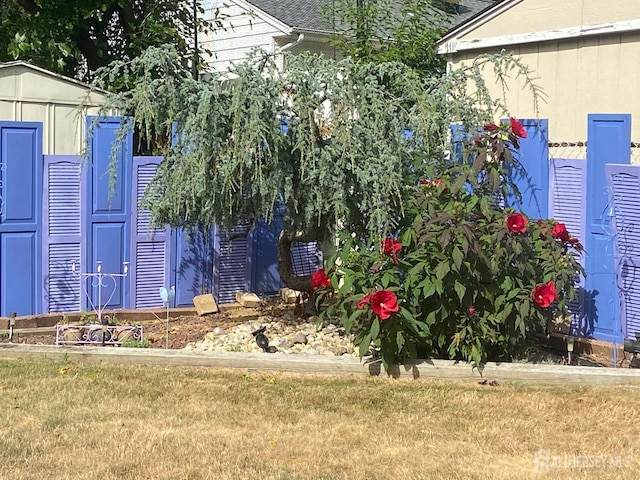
[88, 45, 540, 293]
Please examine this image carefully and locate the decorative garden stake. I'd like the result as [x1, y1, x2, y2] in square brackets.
[8, 312, 15, 343]
[159, 286, 176, 349]
[71, 260, 129, 346]
[566, 336, 574, 365]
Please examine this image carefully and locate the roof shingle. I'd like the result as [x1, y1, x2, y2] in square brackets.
[245, 0, 498, 33]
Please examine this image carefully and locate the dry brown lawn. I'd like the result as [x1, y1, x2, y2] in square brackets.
[0, 359, 638, 480]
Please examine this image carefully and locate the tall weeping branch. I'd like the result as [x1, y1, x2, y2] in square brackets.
[85, 45, 544, 292]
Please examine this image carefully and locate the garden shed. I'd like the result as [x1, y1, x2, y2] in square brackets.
[0, 61, 105, 155]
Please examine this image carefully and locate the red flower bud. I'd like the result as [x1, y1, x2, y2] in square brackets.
[467, 306, 476, 315]
[356, 293, 372, 310]
[569, 237, 583, 251]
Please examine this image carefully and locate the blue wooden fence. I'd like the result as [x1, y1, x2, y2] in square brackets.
[0, 116, 287, 315]
[2, 114, 640, 343]
[475, 116, 636, 342]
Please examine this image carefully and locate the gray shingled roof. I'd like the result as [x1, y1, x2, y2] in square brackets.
[452, 0, 497, 26]
[246, 0, 332, 33]
[245, 0, 498, 34]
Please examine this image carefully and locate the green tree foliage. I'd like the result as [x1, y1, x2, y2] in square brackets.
[0, 0, 222, 83]
[88, 45, 536, 290]
[325, 0, 449, 76]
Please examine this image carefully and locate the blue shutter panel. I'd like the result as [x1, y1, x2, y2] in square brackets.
[291, 242, 322, 276]
[585, 114, 631, 342]
[0, 122, 42, 316]
[507, 119, 549, 218]
[605, 164, 640, 340]
[85, 116, 132, 310]
[216, 225, 249, 304]
[131, 157, 170, 309]
[43, 156, 82, 312]
[549, 159, 587, 245]
[251, 213, 283, 296]
[172, 227, 214, 306]
[549, 158, 587, 334]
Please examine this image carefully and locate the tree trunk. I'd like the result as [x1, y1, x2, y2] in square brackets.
[277, 229, 320, 294]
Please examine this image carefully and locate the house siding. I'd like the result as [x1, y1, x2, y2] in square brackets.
[200, 0, 286, 73]
[449, 29, 640, 147]
[200, 0, 339, 73]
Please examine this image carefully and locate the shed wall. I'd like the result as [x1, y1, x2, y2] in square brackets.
[450, 31, 640, 146]
[0, 65, 104, 155]
[462, 0, 640, 41]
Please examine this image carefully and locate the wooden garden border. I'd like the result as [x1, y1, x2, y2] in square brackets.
[1, 344, 639, 385]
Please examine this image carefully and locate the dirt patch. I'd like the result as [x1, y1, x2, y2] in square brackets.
[3, 299, 301, 350]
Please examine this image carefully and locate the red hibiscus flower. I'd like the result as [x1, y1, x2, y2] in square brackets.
[370, 290, 399, 320]
[483, 123, 498, 132]
[532, 281, 557, 308]
[382, 238, 402, 255]
[382, 237, 402, 264]
[551, 222, 571, 242]
[311, 269, 331, 289]
[356, 292, 371, 310]
[506, 213, 528, 234]
[510, 117, 527, 138]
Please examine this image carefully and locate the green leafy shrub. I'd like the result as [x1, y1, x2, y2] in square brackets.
[318, 119, 585, 367]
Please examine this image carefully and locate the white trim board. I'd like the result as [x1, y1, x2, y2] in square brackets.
[438, 19, 640, 54]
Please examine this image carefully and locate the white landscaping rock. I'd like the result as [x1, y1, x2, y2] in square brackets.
[185, 318, 357, 357]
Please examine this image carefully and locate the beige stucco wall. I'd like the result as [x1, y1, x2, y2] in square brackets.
[463, 0, 640, 41]
[442, 0, 640, 161]
[0, 65, 105, 155]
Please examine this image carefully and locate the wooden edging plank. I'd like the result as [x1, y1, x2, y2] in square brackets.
[0, 344, 639, 385]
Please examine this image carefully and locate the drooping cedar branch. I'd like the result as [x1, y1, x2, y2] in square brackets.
[86, 46, 539, 292]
